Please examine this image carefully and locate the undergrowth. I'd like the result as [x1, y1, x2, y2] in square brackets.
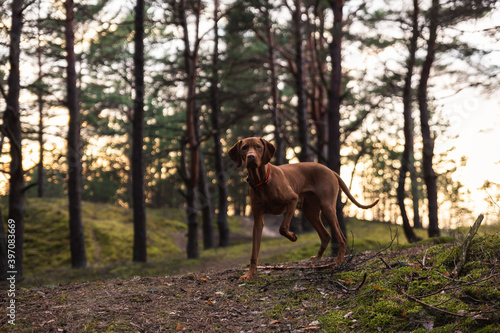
[316, 234, 500, 332]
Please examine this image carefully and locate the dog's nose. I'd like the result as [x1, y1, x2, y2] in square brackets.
[247, 153, 256, 162]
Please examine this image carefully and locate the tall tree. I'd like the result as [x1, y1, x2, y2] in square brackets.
[293, 0, 311, 162]
[263, 4, 284, 164]
[132, 0, 147, 262]
[180, 0, 201, 259]
[198, 148, 214, 250]
[416, 0, 496, 237]
[0, 206, 6, 280]
[210, 0, 230, 247]
[65, 0, 87, 268]
[0, 130, 5, 279]
[308, 2, 328, 162]
[35, 0, 45, 198]
[2, 0, 26, 279]
[397, 0, 420, 243]
[326, 0, 347, 243]
[418, 0, 440, 237]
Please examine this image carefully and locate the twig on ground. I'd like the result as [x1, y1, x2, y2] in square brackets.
[353, 272, 367, 292]
[379, 258, 392, 270]
[400, 289, 488, 321]
[452, 214, 484, 278]
[414, 272, 500, 299]
[422, 249, 429, 268]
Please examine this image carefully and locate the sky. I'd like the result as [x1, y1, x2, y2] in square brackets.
[439, 88, 500, 219]
[433, 8, 500, 223]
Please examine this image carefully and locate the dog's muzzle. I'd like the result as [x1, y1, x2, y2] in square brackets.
[246, 154, 258, 167]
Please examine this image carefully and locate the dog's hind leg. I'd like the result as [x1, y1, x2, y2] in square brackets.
[321, 205, 347, 265]
[303, 196, 331, 259]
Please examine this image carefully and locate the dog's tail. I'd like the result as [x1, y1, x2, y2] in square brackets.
[335, 173, 379, 209]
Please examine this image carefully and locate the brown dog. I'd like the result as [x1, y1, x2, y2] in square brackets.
[229, 137, 379, 280]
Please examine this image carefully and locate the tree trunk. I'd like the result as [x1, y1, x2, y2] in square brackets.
[132, 0, 147, 262]
[410, 167, 422, 228]
[418, 0, 440, 237]
[210, 0, 230, 247]
[180, 140, 199, 259]
[0, 206, 7, 280]
[181, 0, 201, 258]
[264, 7, 284, 165]
[293, 0, 311, 162]
[3, 0, 25, 280]
[327, 0, 347, 247]
[198, 149, 214, 250]
[65, 0, 87, 269]
[194, 98, 214, 250]
[37, 29, 45, 198]
[309, 6, 328, 163]
[1, 122, 9, 278]
[397, 0, 420, 243]
[186, 180, 199, 259]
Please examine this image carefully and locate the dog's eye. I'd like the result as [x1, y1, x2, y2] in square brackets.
[241, 145, 248, 151]
[256, 146, 262, 150]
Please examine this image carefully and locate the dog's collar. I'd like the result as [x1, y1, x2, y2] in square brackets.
[247, 165, 271, 191]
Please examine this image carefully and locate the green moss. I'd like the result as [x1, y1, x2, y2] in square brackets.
[462, 285, 500, 304]
[430, 245, 460, 269]
[421, 236, 459, 245]
[319, 310, 353, 332]
[475, 324, 500, 333]
[314, 236, 500, 332]
[20, 198, 187, 273]
[82, 320, 134, 332]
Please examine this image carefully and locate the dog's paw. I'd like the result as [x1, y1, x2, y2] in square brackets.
[239, 272, 254, 281]
[309, 255, 322, 260]
[290, 232, 298, 242]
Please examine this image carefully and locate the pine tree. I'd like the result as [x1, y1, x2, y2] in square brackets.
[2, 0, 25, 279]
[65, 0, 87, 268]
[132, 0, 147, 262]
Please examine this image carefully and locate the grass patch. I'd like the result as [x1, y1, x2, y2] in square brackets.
[21, 198, 186, 273]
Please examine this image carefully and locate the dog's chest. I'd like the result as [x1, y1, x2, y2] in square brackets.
[252, 189, 291, 215]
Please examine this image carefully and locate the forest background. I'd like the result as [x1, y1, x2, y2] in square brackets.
[0, 0, 499, 280]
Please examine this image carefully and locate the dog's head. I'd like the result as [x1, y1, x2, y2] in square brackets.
[229, 137, 276, 169]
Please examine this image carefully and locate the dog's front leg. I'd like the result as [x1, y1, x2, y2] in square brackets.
[279, 196, 299, 242]
[240, 210, 264, 281]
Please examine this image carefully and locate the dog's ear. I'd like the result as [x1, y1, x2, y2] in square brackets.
[228, 140, 243, 167]
[260, 138, 276, 165]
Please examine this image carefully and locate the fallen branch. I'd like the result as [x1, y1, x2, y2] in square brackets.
[414, 272, 500, 299]
[452, 214, 484, 278]
[324, 272, 368, 293]
[379, 258, 392, 270]
[400, 290, 488, 321]
[257, 265, 293, 270]
[352, 272, 367, 292]
[422, 249, 429, 268]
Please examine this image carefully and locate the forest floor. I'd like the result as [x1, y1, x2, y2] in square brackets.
[2, 231, 500, 332]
